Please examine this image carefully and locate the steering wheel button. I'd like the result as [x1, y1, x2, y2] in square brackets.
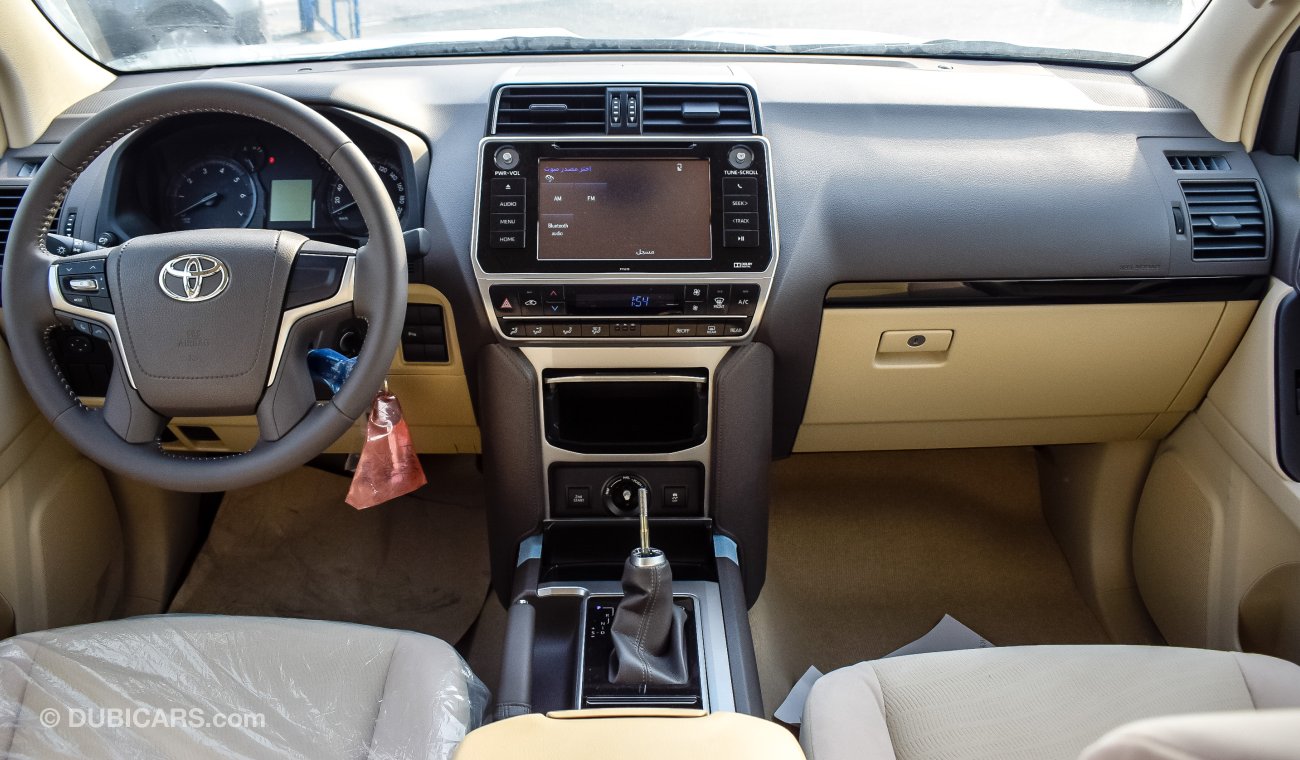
[88, 296, 114, 314]
[66, 294, 92, 309]
[71, 319, 93, 335]
[58, 259, 105, 276]
[66, 278, 100, 293]
[89, 324, 111, 342]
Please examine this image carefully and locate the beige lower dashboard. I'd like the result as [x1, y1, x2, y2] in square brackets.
[795, 299, 1258, 452]
[86, 284, 480, 455]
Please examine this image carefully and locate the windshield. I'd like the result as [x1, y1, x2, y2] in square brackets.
[35, 0, 1211, 72]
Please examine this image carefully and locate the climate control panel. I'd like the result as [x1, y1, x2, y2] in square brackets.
[490, 283, 760, 340]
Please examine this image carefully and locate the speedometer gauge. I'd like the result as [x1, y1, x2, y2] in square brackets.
[168, 157, 258, 230]
[325, 158, 407, 236]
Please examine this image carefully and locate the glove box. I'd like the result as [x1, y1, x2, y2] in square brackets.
[796, 300, 1258, 451]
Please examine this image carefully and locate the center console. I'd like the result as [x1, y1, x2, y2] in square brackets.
[473, 135, 777, 342]
[474, 81, 775, 720]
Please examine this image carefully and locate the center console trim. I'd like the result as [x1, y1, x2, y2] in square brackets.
[536, 580, 735, 713]
[470, 135, 779, 345]
[523, 346, 729, 518]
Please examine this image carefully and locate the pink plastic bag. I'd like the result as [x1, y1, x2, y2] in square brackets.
[346, 390, 427, 509]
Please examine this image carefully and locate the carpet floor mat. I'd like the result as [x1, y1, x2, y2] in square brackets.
[170, 456, 490, 645]
[750, 448, 1110, 716]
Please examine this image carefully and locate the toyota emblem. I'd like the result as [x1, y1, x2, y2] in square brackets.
[158, 255, 229, 303]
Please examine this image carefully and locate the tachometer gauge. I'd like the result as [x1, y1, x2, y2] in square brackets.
[325, 158, 407, 236]
[168, 157, 258, 230]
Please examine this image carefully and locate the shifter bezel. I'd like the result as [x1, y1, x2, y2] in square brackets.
[577, 594, 706, 710]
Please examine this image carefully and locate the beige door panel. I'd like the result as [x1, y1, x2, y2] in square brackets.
[796, 300, 1255, 451]
[1135, 279, 1300, 662]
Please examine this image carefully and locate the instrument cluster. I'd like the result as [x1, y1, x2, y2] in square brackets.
[104, 110, 419, 246]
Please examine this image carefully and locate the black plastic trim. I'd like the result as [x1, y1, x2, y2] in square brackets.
[1276, 290, 1300, 482]
[825, 277, 1268, 308]
[716, 556, 764, 716]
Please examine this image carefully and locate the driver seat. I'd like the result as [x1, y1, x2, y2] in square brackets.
[0, 615, 487, 759]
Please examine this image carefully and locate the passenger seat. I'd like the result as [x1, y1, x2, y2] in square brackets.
[800, 645, 1300, 760]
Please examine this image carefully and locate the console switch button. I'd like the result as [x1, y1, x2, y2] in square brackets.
[566, 486, 593, 512]
[731, 284, 760, 315]
[491, 178, 526, 195]
[724, 229, 759, 248]
[663, 486, 690, 511]
[490, 231, 526, 248]
[723, 177, 757, 195]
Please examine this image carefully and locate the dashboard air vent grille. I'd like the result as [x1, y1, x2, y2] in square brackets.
[1168, 154, 1230, 171]
[495, 86, 607, 135]
[1180, 180, 1268, 260]
[0, 186, 24, 252]
[641, 85, 756, 134]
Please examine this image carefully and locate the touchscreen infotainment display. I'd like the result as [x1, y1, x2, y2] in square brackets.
[536, 159, 712, 261]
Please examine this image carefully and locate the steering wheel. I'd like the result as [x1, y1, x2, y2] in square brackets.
[2, 82, 407, 492]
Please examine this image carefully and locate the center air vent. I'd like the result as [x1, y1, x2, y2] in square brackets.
[1180, 180, 1268, 260]
[641, 85, 756, 134]
[495, 86, 607, 135]
[493, 84, 757, 135]
[1167, 154, 1230, 171]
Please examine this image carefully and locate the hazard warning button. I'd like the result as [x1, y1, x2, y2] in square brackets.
[491, 287, 519, 315]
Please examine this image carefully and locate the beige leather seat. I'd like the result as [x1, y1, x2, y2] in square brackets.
[0, 615, 486, 759]
[801, 645, 1300, 760]
[1081, 708, 1300, 760]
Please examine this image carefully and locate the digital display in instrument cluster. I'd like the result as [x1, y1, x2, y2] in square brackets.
[536, 159, 712, 261]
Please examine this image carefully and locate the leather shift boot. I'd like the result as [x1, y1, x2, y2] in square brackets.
[608, 549, 690, 686]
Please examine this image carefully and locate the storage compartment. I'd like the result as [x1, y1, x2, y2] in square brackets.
[456, 710, 804, 760]
[796, 301, 1257, 451]
[543, 370, 708, 454]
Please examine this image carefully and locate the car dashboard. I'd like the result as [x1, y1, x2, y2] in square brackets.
[0, 55, 1277, 464]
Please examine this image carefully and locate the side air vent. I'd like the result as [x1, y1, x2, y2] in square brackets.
[1180, 180, 1268, 260]
[641, 85, 756, 134]
[0, 186, 24, 253]
[1167, 154, 1230, 171]
[494, 86, 607, 135]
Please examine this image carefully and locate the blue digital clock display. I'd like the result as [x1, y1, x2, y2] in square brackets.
[571, 287, 682, 315]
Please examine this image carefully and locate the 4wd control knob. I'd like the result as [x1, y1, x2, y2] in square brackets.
[603, 474, 651, 517]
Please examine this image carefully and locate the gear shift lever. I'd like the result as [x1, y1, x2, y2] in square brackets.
[608, 485, 690, 686]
